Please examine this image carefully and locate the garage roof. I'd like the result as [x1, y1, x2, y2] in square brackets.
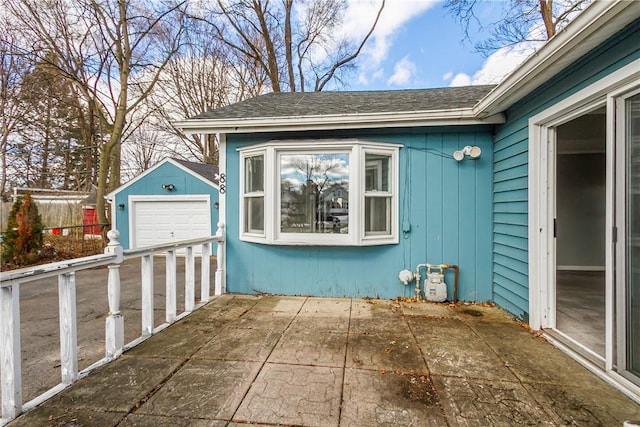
[106, 158, 219, 199]
[172, 158, 219, 185]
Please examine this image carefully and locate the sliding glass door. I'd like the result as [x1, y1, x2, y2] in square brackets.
[624, 92, 640, 379]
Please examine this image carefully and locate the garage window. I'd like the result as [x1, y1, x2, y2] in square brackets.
[239, 140, 400, 246]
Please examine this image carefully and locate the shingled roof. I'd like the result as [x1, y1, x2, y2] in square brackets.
[176, 85, 503, 134]
[190, 85, 497, 121]
[172, 158, 219, 185]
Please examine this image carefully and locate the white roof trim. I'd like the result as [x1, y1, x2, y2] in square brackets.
[475, 0, 639, 117]
[106, 158, 218, 199]
[174, 109, 506, 134]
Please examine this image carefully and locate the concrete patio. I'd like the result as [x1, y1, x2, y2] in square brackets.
[7, 294, 640, 426]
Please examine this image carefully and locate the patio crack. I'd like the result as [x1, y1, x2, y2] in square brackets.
[462, 318, 555, 423]
[404, 310, 451, 427]
[337, 298, 352, 426]
[113, 334, 221, 425]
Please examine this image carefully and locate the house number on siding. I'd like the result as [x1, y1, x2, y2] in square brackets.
[219, 173, 226, 194]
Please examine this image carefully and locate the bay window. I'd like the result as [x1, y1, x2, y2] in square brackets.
[239, 140, 400, 246]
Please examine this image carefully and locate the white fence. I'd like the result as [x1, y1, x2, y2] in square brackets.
[0, 223, 225, 425]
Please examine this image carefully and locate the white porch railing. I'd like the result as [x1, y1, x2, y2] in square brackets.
[0, 223, 225, 425]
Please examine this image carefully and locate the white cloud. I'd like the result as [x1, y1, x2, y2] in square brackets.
[442, 71, 453, 82]
[448, 41, 543, 87]
[387, 56, 416, 86]
[343, 0, 438, 85]
[449, 73, 472, 87]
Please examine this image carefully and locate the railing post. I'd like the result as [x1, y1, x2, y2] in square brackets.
[185, 246, 195, 312]
[141, 255, 154, 337]
[200, 242, 210, 302]
[214, 222, 225, 295]
[104, 230, 124, 359]
[58, 272, 78, 384]
[1, 280, 22, 420]
[166, 249, 177, 323]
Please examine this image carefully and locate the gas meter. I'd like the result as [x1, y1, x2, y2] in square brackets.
[424, 266, 447, 302]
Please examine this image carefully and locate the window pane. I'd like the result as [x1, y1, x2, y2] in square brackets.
[365, 196, 390, 235]
[245, 155, 264, 193]
[245, 197, 264, 233]
[280, 153, 349, 234]
[365, 153, 390, 192]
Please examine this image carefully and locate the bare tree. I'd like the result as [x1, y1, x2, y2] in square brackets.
[6, 0, 188, 231]
[201, 0, 385, 92]
[445, 0, 591, 53]
[121, 124, 166, 179]
[0, 22, 30, 199]
[144, 16, 265, 164]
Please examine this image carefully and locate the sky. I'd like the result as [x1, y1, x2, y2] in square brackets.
[341, 0, 542, 91]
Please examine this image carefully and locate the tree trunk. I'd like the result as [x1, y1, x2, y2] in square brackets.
[0, 131, 8, 199]
[95, 143, 112, 235]
[40, 98, 52, 188]
[253, 0, 282, 92]
[539, 0, 555, 39]
[284, 0, 295, 91]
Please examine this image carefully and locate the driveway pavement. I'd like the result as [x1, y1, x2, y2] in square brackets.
[7, 295, 640, 426]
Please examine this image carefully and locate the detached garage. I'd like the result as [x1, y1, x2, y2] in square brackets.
[107, 158, 219, 252]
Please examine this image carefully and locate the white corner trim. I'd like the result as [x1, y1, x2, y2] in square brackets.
[528, 122, 548, 331]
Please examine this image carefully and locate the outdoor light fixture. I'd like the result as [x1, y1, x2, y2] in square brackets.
[161, 184, 175, 191]
[214, 202, 219, 209]
[117, 203, 125, 210]
[453, 146, 482, 161]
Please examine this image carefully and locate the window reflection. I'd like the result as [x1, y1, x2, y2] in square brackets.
[280, 153, 349, 234]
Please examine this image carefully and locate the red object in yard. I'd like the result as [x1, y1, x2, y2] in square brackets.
[52, 228, 61, 235]
[82, 207, 100, 235]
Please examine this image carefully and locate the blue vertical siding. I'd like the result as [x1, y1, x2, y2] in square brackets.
[492, 19, 640, 320]
[112, 162, 219, 249]
[225, 127, 494, 300]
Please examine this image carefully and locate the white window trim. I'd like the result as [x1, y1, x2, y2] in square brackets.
[239, 139, 401, 246]
[362, 147, 397, 241]
[240, 148, 267, 238]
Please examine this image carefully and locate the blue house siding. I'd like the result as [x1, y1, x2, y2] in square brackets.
[492, 19, 640, 320]
[225, 127, 494, 300]
[111, 162, 219, 249]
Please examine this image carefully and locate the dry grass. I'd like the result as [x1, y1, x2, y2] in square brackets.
[1, 233, 104, 271]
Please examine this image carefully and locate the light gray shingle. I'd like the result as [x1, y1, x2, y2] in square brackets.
[190, 86, 496, 121]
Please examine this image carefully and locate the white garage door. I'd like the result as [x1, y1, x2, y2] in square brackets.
[131, 197, 211, 254]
